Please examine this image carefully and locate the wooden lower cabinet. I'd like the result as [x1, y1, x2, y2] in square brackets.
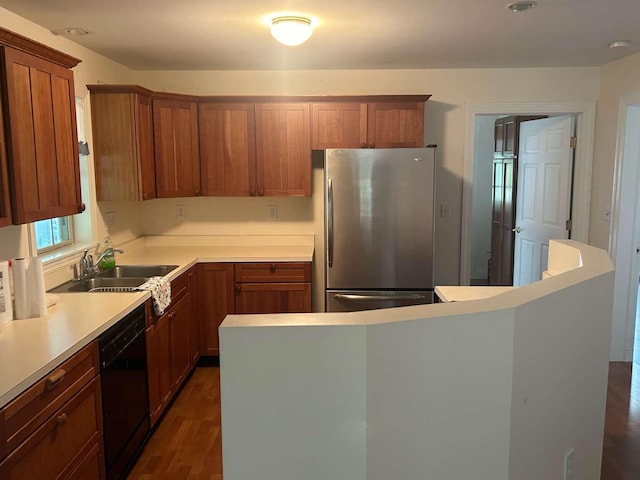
[145, 267, 199, 427]
[198, 262, 312, 356]
[199, 263, 235, 356]
[69, 442, 105, 480]
[0, 375, 104, 480]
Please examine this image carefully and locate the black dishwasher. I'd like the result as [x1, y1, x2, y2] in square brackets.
[98, 304, 150, 480]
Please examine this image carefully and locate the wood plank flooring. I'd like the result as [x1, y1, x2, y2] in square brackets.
[601, 362, 640, 480]
[128, 362, 640, 480]
[127, 367, 222, 480]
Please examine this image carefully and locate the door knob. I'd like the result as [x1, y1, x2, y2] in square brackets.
[512, 227, 522, 234]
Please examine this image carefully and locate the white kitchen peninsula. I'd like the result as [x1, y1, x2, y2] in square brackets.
[220, 240, 614, 480]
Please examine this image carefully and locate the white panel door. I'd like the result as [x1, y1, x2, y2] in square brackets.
[513, 115, 575, 286]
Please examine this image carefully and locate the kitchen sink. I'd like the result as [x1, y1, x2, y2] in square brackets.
[97, 264, 178, 278]
[49, 277, 149, 293]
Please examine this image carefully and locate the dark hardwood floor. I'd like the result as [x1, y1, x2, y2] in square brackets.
[127, 367, 223, 480]
[128, 362, 639, 480]
[601, 362, 640, 480]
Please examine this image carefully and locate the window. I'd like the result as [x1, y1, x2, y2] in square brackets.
[30, 96, 93, 259]
[34, 217, 73, 253]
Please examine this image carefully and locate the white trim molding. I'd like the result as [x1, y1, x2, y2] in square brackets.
[608, 91, 640, 361]
[461, 102, 596, 285]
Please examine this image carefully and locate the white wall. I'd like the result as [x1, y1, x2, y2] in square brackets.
[0, 9, 137, 266]
[471, 114, 501, 280]
[134, 68, 599, 286]
[220, 241, 614, 480]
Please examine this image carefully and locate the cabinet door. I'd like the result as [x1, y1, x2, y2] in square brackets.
[255, 103, 311, 196]
[366, 102, 424, 148]
[199, 102, 257, 196]
[235, 282, 311, 314]
[0, 91, 10, 227]
[90, 91, 156, 201]
[136, 93, 156, 200]
[311, 102, 367, 149]
[146, 313, 171, 426]
[169, 293, 191, 391]
[2, 47, 82, 224]
[187, 268, 200, 367]
[153, 98, 201, 198]
[199, 263, 235, 356]
[0, 377, 103, 480]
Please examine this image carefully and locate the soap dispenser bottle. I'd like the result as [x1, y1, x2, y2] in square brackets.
[101, 235, 116, 270]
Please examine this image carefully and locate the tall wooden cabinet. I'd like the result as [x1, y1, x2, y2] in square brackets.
[1, 44, 83, 224]
[489, 115, 546, 286]
[88, 85, 156, 201]
[198, 263, 235, 356]
[152, 96, 201, 198]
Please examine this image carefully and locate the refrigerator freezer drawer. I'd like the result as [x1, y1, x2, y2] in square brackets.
[325, 289, 433, 312]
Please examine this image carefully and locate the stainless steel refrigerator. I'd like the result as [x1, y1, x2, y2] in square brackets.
[325, 147, 436, 312]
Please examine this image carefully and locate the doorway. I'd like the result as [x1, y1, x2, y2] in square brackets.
[609, 95, 640, 362]
[461, 102, 596, 285]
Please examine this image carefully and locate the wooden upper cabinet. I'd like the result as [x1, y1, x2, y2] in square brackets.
[199, 102, 256, 196]
[311, 102, 367, 149]
[1, 46, 83, 224]
[153, 96, 201, 198]
[255, 103, 311, 196]
[366, 102, 425, 148]
[88, 86, 156, 201]
[0, 91, 11, 227]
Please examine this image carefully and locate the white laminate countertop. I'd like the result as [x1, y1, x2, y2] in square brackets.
[0, 235, 315, 409]
[434, 285, 516, 303]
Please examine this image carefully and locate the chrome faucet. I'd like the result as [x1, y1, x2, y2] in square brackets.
[75, 247, 124, 280]
[93, 247, 124, 270]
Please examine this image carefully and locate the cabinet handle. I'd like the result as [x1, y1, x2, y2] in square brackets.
[56, 413, 67, 425]
[194, 188, 201, 195]
[250, 190, 256, 196]
[258, 190, 264, 196]
[77, 203, 86, 213]
[45, 369, 66, 391]
[270, 264, 276, 273]
[360, 143, 367, 148]
[235, 284, 241, 294]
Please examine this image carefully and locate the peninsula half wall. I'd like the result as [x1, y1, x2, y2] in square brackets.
[220, 240, 614, 480]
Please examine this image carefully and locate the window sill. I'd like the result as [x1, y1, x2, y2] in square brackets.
[39, 242, 98, 270]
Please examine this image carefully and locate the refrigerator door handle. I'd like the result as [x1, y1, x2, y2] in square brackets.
[327, 177, 334, 268]
[334, 293, 427, 301]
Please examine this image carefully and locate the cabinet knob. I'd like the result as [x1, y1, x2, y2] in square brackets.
[250, 190, 256, 196]
[57, 413, 68, 425]
[235, 284, 241, 294]
[258, 190, 264, 196]
[77, 203, 86, 213]
[270, 264, 276, 273]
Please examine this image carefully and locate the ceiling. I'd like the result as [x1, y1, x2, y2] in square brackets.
[0, 0, 639, 71]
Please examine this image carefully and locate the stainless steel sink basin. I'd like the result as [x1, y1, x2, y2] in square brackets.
[50, 277, 149, 293]
[97, 264, 178, 278]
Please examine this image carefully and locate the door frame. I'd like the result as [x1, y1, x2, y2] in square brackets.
[608, 91, 640, 361]
[461, 101, 596, 285]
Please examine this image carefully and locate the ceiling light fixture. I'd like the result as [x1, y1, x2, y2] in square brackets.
[61, 27, 90, 36]
[608, 40, 631, 49]
[270, 16, 313, 46]
[506, 1, 537, 12]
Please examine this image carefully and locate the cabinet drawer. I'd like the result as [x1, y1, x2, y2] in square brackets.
[235, 262, 311, 283]
[0, 375, 103, 480]
[0, 342, 99, 459]
[68, 441, 105, 480]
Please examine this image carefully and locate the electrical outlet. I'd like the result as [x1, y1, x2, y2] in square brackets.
[105, 211, 116, 228]
[564, 448, 575, 480]
[268, 205, 278, 221]
[440, 203, 450, 218]
[176, 205, 186, 220]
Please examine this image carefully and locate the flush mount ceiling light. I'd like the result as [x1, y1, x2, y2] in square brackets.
[52, 27, 90, 36]
[270, 16, 313, 46]
[506, 1, 537, 12]
[608, 40, 631, 49]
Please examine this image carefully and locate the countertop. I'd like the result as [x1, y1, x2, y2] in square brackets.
[0, 235, 314, 409]
[434, 286, 516, 303]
